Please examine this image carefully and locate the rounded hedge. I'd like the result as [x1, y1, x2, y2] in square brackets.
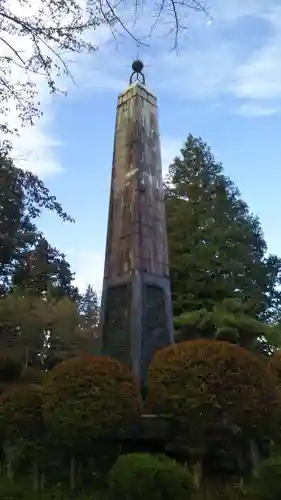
[108, 452, 194, 500]
[0, 479, 37, 500]
[0, 354, 22, 383]
[20, 367, 45, 385]
[268, 351, 281, 383]
[0, 384, 44, 441]
[148, 340, 279, 445]
[250, 456, 281, 500]
[191, 484, 250, 500]
[43, 356, 143, 448]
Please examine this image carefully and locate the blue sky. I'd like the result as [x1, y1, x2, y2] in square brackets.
[5, 0, 281, 293]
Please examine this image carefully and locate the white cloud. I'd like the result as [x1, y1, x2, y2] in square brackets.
[4, 0, 281, 294]
[158, 42, 238, 100]
[72, 0, 278, 117]
[235, 102, 279, 116]
[145, 0, 281, 116]
[231, 40, 281, 101]
[3, 0, 281, 182]
[210, 0, 274, 22]
[0, 1, 113, 178]
[10, 113, 63, 177]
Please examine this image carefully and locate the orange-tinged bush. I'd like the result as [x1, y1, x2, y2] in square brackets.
[268, 351, 281, 383]
[0, 383, 44, 441]
[147, 340, 279, 447]
[20, 367, 45, 385]
[43, 356, 143, 449]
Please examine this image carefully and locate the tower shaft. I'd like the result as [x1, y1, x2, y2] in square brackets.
[100, 80, 174, 388]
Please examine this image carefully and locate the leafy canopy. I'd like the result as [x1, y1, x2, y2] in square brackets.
[43, 356, 143, 452]
[108, 453, 194, 500]
[148, 340, 279, 462]
[165, 134, 281, 324]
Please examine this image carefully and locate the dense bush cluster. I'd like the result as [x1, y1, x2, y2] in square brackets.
[0, 355, 142, 492]
[268, 352, 281, 384]
[0, 354, 22, 385]
[108, 452, 194, 500]
[0, 342, 281, 499]
[148, 340, 279, 441]
[249, 456, 281, 500]
[43, 355, 142, 448]
[0, 383, 44, 441]
[19, 367, 45, 385]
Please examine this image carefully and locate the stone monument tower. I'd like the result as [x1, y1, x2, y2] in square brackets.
[100, 61, 174, 389]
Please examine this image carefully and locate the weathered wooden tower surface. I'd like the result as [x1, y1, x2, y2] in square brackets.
[100, 62, 174, 387]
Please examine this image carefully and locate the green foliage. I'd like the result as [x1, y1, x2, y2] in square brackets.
[0, 353, 22, 383]
[79, 285, 100, 330]
[191, 483, 251, 500]
[20, 367, 45, 385]
[0, 145, 101, 370]
[108, 452, 194, 500]
[78, 285, 101, 355]
[165, 134, 281, 325]
[249, 456, 281, 500]
[13, 237, 77, 300]
[0, 146, 79, 366]
[0, 147, 72, 289]
[268, 351, 281, 382]
[0, 478, 106, 499]
[148, 340, 279, 462]
[175, 298, 271, 350]
[0, 292, 82, 368]
[43, 356, 143, 451]
[0, 479, 36, 499]
[0, 384, 44, 442]
[43, 296, 85, 369]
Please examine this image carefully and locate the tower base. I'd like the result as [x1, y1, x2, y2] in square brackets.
[100, 271, 173, 389]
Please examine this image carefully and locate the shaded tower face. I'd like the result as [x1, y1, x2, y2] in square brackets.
[100, 62, 174, 388]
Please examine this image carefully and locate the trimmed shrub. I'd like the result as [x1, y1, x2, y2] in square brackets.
[0, 384, 44, 441]
[108, 452, 194, 500]
[43, 356, 143, 450]
[268, 352, 281, 383]
[0, 479, 34, 499]
[0, 353, 22, 383]
[0, 384, 45, 486]
[0, 478, 107, 499]
[20, 367, 45, 385]
[191, 484, 251, 500]
[249, 455, 281, 500]
[148, 340, 279, 459]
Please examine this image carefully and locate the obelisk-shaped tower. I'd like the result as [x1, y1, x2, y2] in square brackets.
[100, 61, 174, 389]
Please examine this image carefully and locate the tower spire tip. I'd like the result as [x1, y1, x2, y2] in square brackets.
[130, 59, 145, 85]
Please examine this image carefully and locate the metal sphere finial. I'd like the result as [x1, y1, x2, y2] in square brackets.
[130, 59, 145, 85]
[132, 60, 144, 73]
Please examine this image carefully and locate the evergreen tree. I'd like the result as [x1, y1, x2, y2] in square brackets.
[166, 135, 281, 327]
[78, 285, 100, 354]
[44, 296, 81, 369]
[0, 145, 73, 294]
[79, 285, 100, 330]
[0, 145, 78, 365]
[12, 237, 78, 300]
[175, 297, 269, 350]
